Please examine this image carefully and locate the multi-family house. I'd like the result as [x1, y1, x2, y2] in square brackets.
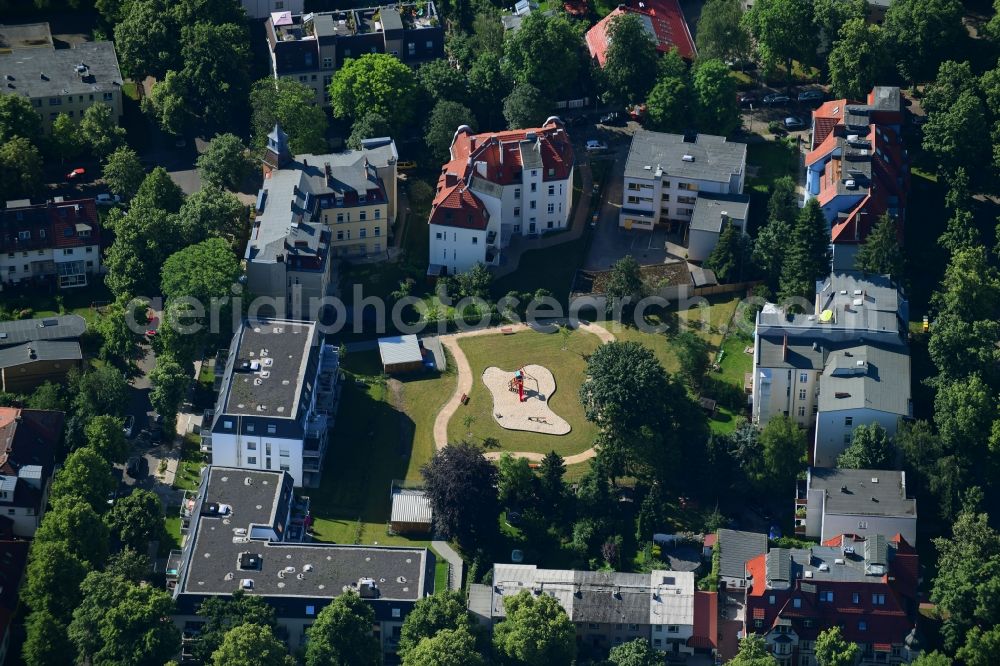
[796, 468, 917, 544]
[0, 315, 84, 393]
[585, 0, 697, 65]
[751, 271, 911, 465]
[168, 467, 434, 661]
[0, 27, 123, 132]
[618, 131, 748, 261]
[428, 119, 575, 274]
[744, 533, 920, 666]
[202, 318, 341, 488]
[1, 198, 103, 289]
[249, 126, 398, 313]
[805, 86, 908, 270]
[0, 407, 62, 538]
[265, 4, 443, 106]
[242, 0, 303, 20]
[469, 564, 718, 658]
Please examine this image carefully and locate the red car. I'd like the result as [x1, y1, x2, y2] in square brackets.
[66, 168, 85, 180]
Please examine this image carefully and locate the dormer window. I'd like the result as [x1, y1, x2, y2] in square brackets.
[17, 231, 29, 241]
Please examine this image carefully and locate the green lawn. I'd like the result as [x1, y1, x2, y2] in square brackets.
[2, 280, 113, 325]
[746, 139, 799, 232]
[172, 434, 208, 492]
[448, 328, 601, 457]
[433, 555, 451, 591]
[491, 235, 590, 306]
[307, 350, 457, 545]
[161, 506, 183, 556]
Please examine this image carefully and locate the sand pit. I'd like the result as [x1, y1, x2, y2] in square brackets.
[482, 364, 571, 435]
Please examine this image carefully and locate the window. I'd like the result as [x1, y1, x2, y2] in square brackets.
[768, 595, 776, 605]
[754, 619, 763, 629]
[408, 43, 415, 56]
[248, 442, 257, 450]
[859, 621, 868, 631]
[654, 625, 662, 632]
[628, 624, 639, 631]
[224, 420, 233, 429]
[677, 195, 697, 204]
[798, 406, 805, 417]
[267, 425, 277, 434]
[793, 598, 801, 608]
[247, 456, 257, 464]
[306, 605, 315, 616]
[298, 75, 307, 82]
[820, 591, 833, 602]
[426, 40, 433, 48]
[667, 625, 679, 633]
[280, 464, 290, 472]
[337, 230, 344, 241]
[653, 639, 662, 647]
[63, 249, 73, 255]
[374, 227, 381, 236]
[678, 208, 694, 216]
[17, 231, 30, 241]
[529, 201, 536, 210]
[661, 194, 671, 202]
[800, 372, 809, 383]
[103, 92, 113, 101]
[359, 211, 367, 221]
[49, 97, 61, 106]
[392, 608, 401, 618]
[547, 203, 554, 214]
[375, 209, 380, 219]
[872, 594, 886, 605]
[247, 424, 255, 433]
[799, 389, 806, 400]
[548, 185, 554, 195]
[514, 188, 521, 199]
[852, 593, 860, 604]
[530, 182, 537, 192]
[323, 57, 333, 68]
[845, 416, 853, 426]
[359, 228, 367, 238]
[472, 237, 478, 244]
[588, 623, 599, 630]
[628, 182, 641, 191]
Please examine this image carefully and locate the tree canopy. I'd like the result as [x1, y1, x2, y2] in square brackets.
[602, 13, 659, 104]
[838, 423, 895, 469]
[105, 489, 165, 551]
[696, 0, 750, 64]
[102, 147, 145, 200]
[815, 626, 861, 666]
[304, 592, 381, 666]
[399, 590, 476, 659]
[421, 441, 499, 549]
[503, 83, 551, 130]
[492, 590, 576, 666]
[828, 19, 891, 101]
[49, 446, 116, 514]
[250, 78, 329, 155]
[741, 0, 817, 76]
[212, 623, 294, 666]
[329, 54, 421, 131]
[503, 12, 583, 103]
[197, 134, 253, 191]
[402, 627, 485, 666]
[854, 214, 903, 278]
[426, 100, 475, 160]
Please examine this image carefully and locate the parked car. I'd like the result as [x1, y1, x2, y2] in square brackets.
[738, 93, 758, 108]
[95, 193, 121, 206]
[599, 111, 627, 126]
[783, 116, 806, 130]
[797, 89, 825, 105]
[585, 139, 608, 152]
[762, 94, 791, 106]
[126, 456, 146, 479]
[122, 415, 135, 438]
[66, 167, 85, 180]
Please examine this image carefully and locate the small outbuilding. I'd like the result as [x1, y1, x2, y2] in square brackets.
[378, 334, 424, 374]
[390, 487, 433, 535]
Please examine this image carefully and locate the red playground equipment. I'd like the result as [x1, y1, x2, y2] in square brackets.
[508, 366, 536, 403]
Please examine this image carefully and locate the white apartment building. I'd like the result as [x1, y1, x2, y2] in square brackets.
[203, 319, 340, 488]
[799, 468, 917, 544]
[242, 0, 303, 20]
[428, 119, 575, 274]
[619, 131, 747, 234]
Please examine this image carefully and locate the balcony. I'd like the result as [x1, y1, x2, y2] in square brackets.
[166, 549, 183, 590]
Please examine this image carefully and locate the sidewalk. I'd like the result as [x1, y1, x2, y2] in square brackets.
[431, 540, 465, 591]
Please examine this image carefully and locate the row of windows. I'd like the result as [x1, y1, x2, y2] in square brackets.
[8, 246, 93, 258]
[770, 592, 886, 606]
[334, 210, 381, 223]
[8, 259, 94, 273]
[336, 227, 380, 241]
[44, 92, 114, 106]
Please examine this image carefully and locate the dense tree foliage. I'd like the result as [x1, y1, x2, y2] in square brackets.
[0, 94, 42, 143]
[193, 592, 278, 663]
[102, 146, 145, 200]
[728, 635, 779, 666]
[696, 0, 750, 64]
[0, 136, 43, 200]
[741, 0, 817, 76]
[503, 13, 583, 103]
[503, 83, 551, 130]
[304, 592, 381, 666]
[815, 626, 861, 666]
[426, 100, 476, 160]
[421, 441, 499, 549]
[882, 0, 964, 83]
[602, 13, 659, 104]
[79, 103, 127, 158]
[212, 623, 294, 666]
[249, 78, 329, 155]
[84, 415, 129, 465]
[49, 447, 116, 514]
[402, 627, 484, 666]
[105, 489, 165, 551]
[692, 59, 740, 136]
[828, 19, 891, 101]
[778, 199, 831, 304]
[399, 590, 476, 659]
[758, 416, 807, 492]
[838, 423, 895, 469]
[609, 637, 663, 665]
[854, 214, 904, 278]
[330, 54, 421, 131]
[197, 134, 253, 191]
[492, 590, 576, 665]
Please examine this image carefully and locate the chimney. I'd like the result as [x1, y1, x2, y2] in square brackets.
[445, 172, 458, 187]
[324, 163, 332, 181]
[782, 334, 788, 362]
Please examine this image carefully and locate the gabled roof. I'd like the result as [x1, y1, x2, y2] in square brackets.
[718, 529, 768, 580]
[585, 0, 696, 65]
[0, 315, 85, 348]
[0, 340, 81, 369]
[0, 408, 62, 480]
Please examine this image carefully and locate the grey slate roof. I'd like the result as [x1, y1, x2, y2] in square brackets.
[378, 335, 422, 366]
[717, 529, 767, 580]
[808, 468, 916, 518]
[0, 340, 81, 369]
[0, 315, 85, 348]
[0, 41, 123, 99]
[179, 467, 429, 600]
[757, 336, 828, 370]
[765, 540, 899, 585]
[818, 344, 911, 416]
[689, 193, 749, 233]
[624, 131, 747, 183]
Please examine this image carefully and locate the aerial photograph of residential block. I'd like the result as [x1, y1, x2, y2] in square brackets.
[0, 0, 997, 663]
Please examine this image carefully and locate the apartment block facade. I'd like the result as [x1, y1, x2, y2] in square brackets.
[249, 126, 398, 314]
[202, 319, 340, 488]
[0, 407, 62, 538]
[0, 35, 123, 132]
[0, 198, 103, 289]
[265, 4, 443, 106]
[428, 119, 575, 274]
[619, 131, 747, 234]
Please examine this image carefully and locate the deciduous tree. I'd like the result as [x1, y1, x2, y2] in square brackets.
[105, 489, 165, 551]
[79, 103, 126, 158]
[304, 592, 381, 666]
[503, 12, 583, 103]
[426, 100, 476, 160]
[815, 626, 860, 666]
[882, 0, 964, 84]
[497, 453, 535, 508]
[135, 166, 185, 213]
[421, 442, 499, 549]
[493, 590, 576, 666]
[0, 136, 43, 200]
[696, 0, 750, 64]
[728, 635, 779, 666]
[0, 94, 41, 142]
[403, 627, 484, 666]
[49, 447, 116, 515]
[23, 540, 91, 621]
[674, 331, 711, 389]
[149, 357, 189, 434]
[250, 78, 329, 155]
[399, 590, 476, 659]
[602, 13, 659, 104]
[604, 255, 645, 313]
[418, 59, 469, 106]
[102, 146, 145, 200]
[194, 592, 278, 663]
[609, 637, 662, 666]
[212, 623, 294, 666]
[468, 52, 512, 130]
[176, 187, 246, 245]
[646, 73, 690, 133]
[692, 58, 740, 136]
[347, 112, 392, 150]
[741, 0, 817, 76]
[197, 134, 252, 191]
[329, 54, 420, 131]
[812, 0, 867, 42]
[23, 609, 73, 666]
[503, 83, 551, 130]
[50, 113, 83, 163]
[922, 90, 990, 175]
[757, 415, 806, 492]
[85, 414, 129, 464]
[114, 0, 180, 79]
[838, 423, 894, 469]
[828, 19, 891, 101]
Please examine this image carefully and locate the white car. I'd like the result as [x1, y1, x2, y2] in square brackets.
[585, 140, 608, 152]
[95, 193, 121, 206]
[122, 415, 135, 438]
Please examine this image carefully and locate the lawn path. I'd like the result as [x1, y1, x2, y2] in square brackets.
[432, 321, 614, 464]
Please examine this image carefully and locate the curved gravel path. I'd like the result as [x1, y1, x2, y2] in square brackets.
[432, 321, 615, 465]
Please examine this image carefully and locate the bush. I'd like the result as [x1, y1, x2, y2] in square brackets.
[767, 120, 783, 135]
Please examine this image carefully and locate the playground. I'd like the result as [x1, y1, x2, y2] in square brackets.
[482, 364, 571, 435]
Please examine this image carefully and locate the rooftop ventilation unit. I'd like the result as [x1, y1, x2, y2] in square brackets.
[681, 154, 695, 162]
[818, 563, 830, 572]
[845, 179, 857, 189]
[804, 570, 813, 578]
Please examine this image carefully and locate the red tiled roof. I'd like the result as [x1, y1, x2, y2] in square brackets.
[689, 591, 718, 649]
[704, 533, 717, 548]
[0, 408, 63, 478]
[0, 198, 101, 254]
[585, 0, 697, 66]
[428, 119, 574, 230]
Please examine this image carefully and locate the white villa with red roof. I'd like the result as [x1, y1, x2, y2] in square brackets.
[805, 86, 908, 271]
[428, 118, 575, 275]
